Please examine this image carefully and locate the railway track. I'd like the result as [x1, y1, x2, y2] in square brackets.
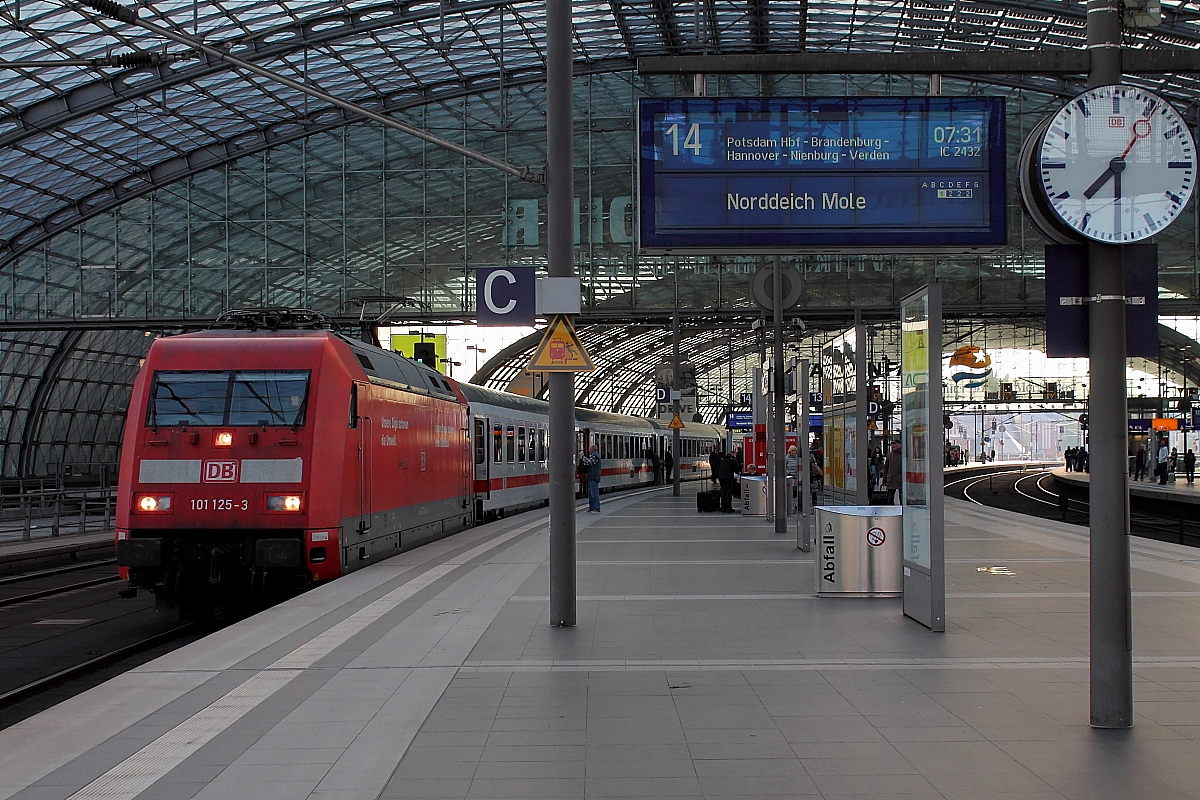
[0, 556, 206, 729]
[0, 558, 122, 608]
[948, 467, 1200, 547]
[0, 557, 117, 587]
[0, 624, 197, 710]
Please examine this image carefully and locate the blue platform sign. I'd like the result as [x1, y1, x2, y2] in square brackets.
[476, 267, 535, 326]
[726, 411, 753, 430]
[638, 97, 1006, 251]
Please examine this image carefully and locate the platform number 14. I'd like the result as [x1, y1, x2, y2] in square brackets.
[665, 123, 702, 156]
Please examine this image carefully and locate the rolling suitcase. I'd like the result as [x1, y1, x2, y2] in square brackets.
[696, 489, 720, 512]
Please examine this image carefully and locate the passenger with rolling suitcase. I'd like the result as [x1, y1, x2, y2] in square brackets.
[718, 452, 739, 513]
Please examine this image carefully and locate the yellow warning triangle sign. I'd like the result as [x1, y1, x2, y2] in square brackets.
[667, 413, 685, 429]
[526, 315, 595, 372]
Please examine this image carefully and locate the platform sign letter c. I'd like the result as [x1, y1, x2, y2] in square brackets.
[484, 270, 517, 315]
[477, 266, 535, 327]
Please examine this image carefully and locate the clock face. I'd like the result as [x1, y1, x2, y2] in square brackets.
[1037, 85, 1195, 243]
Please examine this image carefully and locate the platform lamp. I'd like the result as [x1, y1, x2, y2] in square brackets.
[467, 345, 486, 374]
[440, 358, 461, 378]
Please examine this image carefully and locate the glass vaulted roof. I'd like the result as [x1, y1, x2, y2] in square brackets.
[2, 0, 1200, 270]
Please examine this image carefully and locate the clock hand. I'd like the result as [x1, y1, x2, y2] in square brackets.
[1084, 166, 1116, 199]
[1084, 156, 1128, 200]
[1083, 120, 1148, 201]
[1120, 118, 1153, 159]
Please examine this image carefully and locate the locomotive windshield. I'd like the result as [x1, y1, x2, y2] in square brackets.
[147, 370, 310, 427]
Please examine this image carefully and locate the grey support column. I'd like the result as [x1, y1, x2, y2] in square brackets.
[798, 359, 812, 551]
[773, 255, 787, 533]
[1088, 0, 1132, 728]
[546, 0, 576, 628]
[1088, 244, 1132, 727]
[673, 307, 682, 496]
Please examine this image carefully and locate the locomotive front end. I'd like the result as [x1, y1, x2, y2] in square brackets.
[115, 332, 343, 616]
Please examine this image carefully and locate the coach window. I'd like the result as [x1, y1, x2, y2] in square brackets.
[528, 427, 536, 463]
[506, 425, 516, 462]
[474, 419, 485, 465]
[538, 428, 546, 461]
[493, 424, 503, 463]
[517, 426, 526, 462]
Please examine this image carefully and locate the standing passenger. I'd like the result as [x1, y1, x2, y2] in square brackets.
[709, 446, 721, 484]
[581, 444, 602, 512]
[1134, 446, 1147, 481]
[664, 447, 674, 484]
[885, 442, 903, 504]
[786, 445, 800, 514]
[1158, 438, 1170, 485]
[1185, 449, 1197, 484]
[1170, 447, 1179, 483]
[718, 452, 738, 513]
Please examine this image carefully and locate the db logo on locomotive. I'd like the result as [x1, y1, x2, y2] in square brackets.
[203, 460, 238, 482]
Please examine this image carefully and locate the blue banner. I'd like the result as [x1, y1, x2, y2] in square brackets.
[639, 97, 1006, 250]
[725, 411, 753, 430]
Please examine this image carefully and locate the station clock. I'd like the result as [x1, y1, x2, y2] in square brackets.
[1019, 85, 1196, 244]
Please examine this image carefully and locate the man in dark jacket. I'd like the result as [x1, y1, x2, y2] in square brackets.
[581, 444, 602, 512]
[709, 446, 721, 484]
[885, 442, 903, 504]
[644, 447, 661, 485]
[664, 448, 674, 484]
[718, 452, 739, 512]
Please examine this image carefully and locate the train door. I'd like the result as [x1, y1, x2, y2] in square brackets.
[576, 427, 590, 496]
[352, 382, 373, 533]
[474, 416, 490, 508]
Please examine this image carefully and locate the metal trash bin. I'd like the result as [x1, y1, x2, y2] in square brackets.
[814, 505, 902, 597]
[742, 476, 768, 515]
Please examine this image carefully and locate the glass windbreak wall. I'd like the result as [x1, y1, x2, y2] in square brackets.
[6, 73, 1198, 325]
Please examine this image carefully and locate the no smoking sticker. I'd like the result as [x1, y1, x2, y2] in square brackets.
[866, 527, 886, 547]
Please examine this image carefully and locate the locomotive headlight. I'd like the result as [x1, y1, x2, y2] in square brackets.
[266, 494, 303, 512]
[213, 431, 233, 447]
[136, 494, 172, 512]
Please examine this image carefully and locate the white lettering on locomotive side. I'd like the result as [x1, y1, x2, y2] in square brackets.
[381, 434, 398, 446]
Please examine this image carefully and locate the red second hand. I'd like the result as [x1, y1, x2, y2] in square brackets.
[1121, 119, 1152, 158]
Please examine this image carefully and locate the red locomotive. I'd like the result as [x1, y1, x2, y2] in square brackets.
[115, 314, 722, 615]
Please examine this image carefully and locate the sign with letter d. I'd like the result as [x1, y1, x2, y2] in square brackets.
[477, 267, 535, 326]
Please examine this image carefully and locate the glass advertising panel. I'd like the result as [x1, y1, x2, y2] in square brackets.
[901, 293, 932, 569]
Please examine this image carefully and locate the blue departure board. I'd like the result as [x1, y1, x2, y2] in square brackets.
[638, 97, 1006, 251]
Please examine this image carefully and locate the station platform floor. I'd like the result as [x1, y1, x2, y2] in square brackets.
[1052, 466, 1200, 504]
[3, 486, 1200, 800]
